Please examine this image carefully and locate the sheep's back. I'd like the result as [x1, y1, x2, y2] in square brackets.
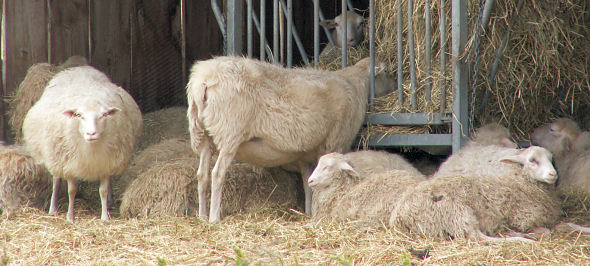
[432, 145, 519, 179]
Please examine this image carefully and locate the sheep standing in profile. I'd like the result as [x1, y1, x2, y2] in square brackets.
[390, 146, 562, 242]
[531, 118, 590, 193]
[187, 56, 386, 222]
[22, 66, 142, 222]
[308, 151, 426, 225]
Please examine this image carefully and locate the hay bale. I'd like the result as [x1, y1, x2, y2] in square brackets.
[6, 64, 58, 143]
[119, 159, 300, 218]
[77, 138, 194, 209]
[0, 144, 52, 213]
[137, 106, 190, 151]
[344, 0, 590, 139]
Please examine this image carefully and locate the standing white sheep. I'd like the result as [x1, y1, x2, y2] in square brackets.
[531, 118, 590, 193]
[187, 56, 382, 222]
[22, 66, 142, 222]
[308, 151, 426, 226]
[390, 146, 562, 242]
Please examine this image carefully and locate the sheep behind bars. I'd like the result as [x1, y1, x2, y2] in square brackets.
[187, 56, 385, 222]
[22, 66, 142, 222]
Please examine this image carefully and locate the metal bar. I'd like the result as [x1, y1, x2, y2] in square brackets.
[369, 0, 375, 111]
[481, 0, 495, 31]
[452, 0, 469, 152]
[279, 0, 309, 65]
[251, 4, 273, 59]
[408, 0, 417, 110]
[397, 0, 403, 104]
[347, 0, 354, 11]
[247, 0, 253, 57]
[313, 0, 319, 66]
[260, 0, 266, 60]
[439, 0, 447, 113]
[341, 0, 347, 68]
[425, 0, 432, 102]
[366, 134, 453, 147]
[366, 113, 451, 126]
[318, 7, 336, 46]
[227, 0, 243, 55]
[181, 0, 186, 87]
[211, 0, 226, 36]
[273, 0, 279, 64]
[286, 0, 293, 67]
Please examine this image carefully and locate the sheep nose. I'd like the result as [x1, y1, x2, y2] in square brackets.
[86, 131, 96, 136]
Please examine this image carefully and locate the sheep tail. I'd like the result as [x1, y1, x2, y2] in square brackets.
[186, 79, 208, 152]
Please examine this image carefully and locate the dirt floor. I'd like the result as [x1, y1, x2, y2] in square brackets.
[2, 204, 590, 265]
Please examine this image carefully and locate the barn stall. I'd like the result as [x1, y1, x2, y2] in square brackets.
[1, 0, 590, 264]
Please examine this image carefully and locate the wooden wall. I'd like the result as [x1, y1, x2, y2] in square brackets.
[1, 0, 223, 142]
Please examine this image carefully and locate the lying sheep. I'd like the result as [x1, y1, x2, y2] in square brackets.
[467, 122, 517, 148]
[390, 146, 562, 242]
[187, 56, 385, 222]
[0, 144, 52, 213]
[7, 56, 88, 143]
[308, 152, 426, 226]
[531, 118, 590, 193]
[22, 66, 142, 222]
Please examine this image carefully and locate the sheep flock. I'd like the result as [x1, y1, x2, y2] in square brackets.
[1, 55, 590, 252]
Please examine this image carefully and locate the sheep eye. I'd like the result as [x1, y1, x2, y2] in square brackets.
[102, 112, 109, 118]
[529, 158, 539, 165]
[74, 113, 81, 118]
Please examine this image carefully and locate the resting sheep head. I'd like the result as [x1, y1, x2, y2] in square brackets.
[308, 152, 360, 189]
[64, 101, 120, 143]
[499, 146, 557, 184]
[531, 118, 588, 155]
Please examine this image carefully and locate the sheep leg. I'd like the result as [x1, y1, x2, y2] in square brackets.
[554, 222, 590, 233]
[209, 149, 236, 222]
[99, 177, 111, 220]
[49, 176, 61, 215]
[299, 162, 314, 215]
[197, 141, 212, 219]
[66, 179, 78, 222]
[477, 231, 534, 243]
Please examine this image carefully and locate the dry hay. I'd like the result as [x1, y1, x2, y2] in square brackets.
[0, 144, 52, 213]
[119, 157, 300, 218]
[137, 106, 190, 151]
[77, 138, 195, 210]
[324, 0, 590, 140]
[2, 206, 590, 264]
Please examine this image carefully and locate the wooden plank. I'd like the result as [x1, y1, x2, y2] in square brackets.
[90, 0, 132, 96]
[49, 0, 90, 64]
[3, 0, 49, 142]
[130, 0, 183, 112]
[185, 0, 224, 61]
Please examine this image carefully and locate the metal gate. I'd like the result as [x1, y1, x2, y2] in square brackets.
[211, 0, 470, 153]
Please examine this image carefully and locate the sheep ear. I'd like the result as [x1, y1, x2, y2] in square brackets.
[63, 110, 78, 118]
[338, 160, 360, 178]
[499, 152, 526, 167]
[320, 20, 338, 29]
[106, 107, 120, 116]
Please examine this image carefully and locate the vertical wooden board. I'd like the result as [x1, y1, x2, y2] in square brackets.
[185, 0, 223, 62]
[90, 0, 132, 95]
[49, 0, 90, 64]
[3, 0, 48, 142]
[130, 0, 183, 112]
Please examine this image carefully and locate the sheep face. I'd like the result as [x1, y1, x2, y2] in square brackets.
[64, 102, 120, 143]
[531, 118, 581, 155]
[500, 146, 557, 184]
[308, 153, 359, 189]
[320, 11, 365, 47]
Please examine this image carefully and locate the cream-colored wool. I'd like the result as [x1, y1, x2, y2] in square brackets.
[187, 56, 380, 222]
[22, 66, 142, 222]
